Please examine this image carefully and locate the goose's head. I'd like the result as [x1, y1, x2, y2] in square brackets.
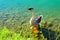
[28, 8, 34, 14]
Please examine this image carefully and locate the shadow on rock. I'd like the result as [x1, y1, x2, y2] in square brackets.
[42, 28, 57, 40]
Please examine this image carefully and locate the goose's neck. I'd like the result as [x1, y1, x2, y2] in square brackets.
[32, 12, 34, 18]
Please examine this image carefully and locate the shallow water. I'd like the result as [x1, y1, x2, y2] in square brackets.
[0, 0, 60, 40]
[0, 0, 60, 20]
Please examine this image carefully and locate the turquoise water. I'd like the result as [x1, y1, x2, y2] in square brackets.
[0, 0, 60, 20]
[0, 0, 60, 40]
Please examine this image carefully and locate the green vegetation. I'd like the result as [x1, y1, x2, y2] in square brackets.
[0, 0, 60, 40]
[0, 9, 60, 40]
[0, 15, 60, 40]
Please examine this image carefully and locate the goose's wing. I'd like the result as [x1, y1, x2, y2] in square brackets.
[35, 15, 43, 23]
[30, 15, 43, 25]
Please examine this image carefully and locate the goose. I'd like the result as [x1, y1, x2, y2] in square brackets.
[28, 8, 43, 30]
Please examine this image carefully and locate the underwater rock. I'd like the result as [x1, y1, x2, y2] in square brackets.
[42, 28, 56, 40]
